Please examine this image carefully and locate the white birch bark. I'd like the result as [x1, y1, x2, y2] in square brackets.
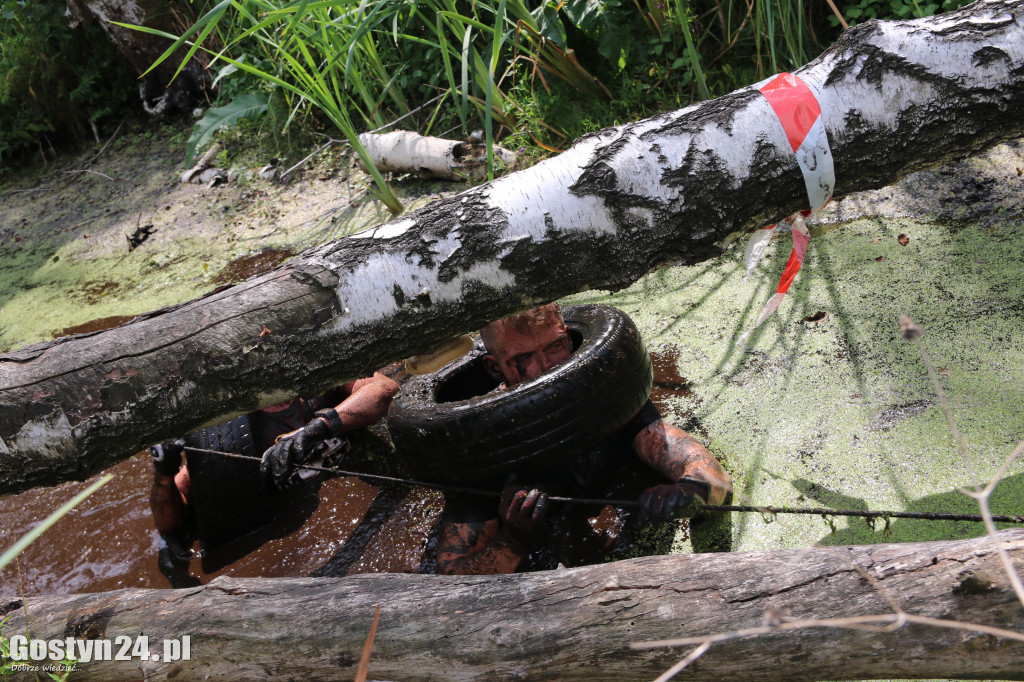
[357, 131, 517, 180]
[3, 0, 1024, 492]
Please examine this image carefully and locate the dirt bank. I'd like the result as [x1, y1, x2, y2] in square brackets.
[0, 118, 458, 352]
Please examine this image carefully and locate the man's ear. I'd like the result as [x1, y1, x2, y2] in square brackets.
[482, 354, 503, 381]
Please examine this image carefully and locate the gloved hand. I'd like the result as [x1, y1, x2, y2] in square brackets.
[497, 475, 549, 554]
[149, 439, 185, 477]
[260, 409, 341, 489]
[156, 532, 201, 589]
[639, 476, 711, 522]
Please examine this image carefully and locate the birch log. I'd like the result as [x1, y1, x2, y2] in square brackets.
[3, 0, 1024, 492]
[5, 531, 1024, 681]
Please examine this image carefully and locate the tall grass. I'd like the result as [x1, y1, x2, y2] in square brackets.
[125, 0, 974, 193]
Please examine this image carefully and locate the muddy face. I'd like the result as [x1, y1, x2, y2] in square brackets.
[485, 323, 572, 386]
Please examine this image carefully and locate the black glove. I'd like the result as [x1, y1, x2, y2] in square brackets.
[639, 476, 711, 522]
[156, 532, 201, 589]
[150, 439, 185, 477]
[260, 409, 341, 489]
[497, 475, 549, 554]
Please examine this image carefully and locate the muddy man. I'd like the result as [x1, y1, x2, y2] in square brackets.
[436, 302, 731, 575]
[148, 372, 398, 577]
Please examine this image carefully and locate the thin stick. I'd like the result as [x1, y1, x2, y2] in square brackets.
[652, 642, 711, 681]
[82, 116, 127, 169]
[4, 182, 59, 196]
[354, 604, 381, 682]
[631, 611, 1024, 650]
[368, 93, 446, 134]
[63, 215, 104, 232]
[901, 314, 1024, 607]
[279, 138, 341, 181]
[59, 169, 114, 181]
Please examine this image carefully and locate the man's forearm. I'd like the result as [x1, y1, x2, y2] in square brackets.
[331, 372, 399, 430]
[634, 420, 731, 504]
[436, 519, 525, 575]
[436, 542, 525, 575]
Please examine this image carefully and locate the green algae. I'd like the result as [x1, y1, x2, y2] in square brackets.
[0, 124, 454, 351]
[4, 123, 1023, 562]
[567, 142, 1024, 554]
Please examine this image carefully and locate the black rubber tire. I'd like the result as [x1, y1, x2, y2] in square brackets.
[184, 414, 274, 551]
[387, 305, 653, 486]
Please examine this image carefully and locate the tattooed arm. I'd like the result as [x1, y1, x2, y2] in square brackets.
[436, 519, 526, 575]
[632, 418, 731, 505]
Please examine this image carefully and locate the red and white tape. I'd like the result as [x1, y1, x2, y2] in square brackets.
[742, 73, 834, 339]
[758, 72, 834, 213]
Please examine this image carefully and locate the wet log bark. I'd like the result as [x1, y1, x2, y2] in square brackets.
[3, 0, 1024, 493]
[5, 531, 1024, 681]
[64, 0, 211, 116]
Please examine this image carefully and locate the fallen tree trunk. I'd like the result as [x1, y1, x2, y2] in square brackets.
[64, 0, 211, 116]
[3, 0, 1024, 492]
[5, 531, 1024, 681]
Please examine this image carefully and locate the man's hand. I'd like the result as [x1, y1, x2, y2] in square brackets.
[149, 439, 185, 477]
[639, 476, 711, 522]
[497, 476, 549, 554]
[260, 411, 339, 489]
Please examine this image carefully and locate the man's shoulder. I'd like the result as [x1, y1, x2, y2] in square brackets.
[616, 399, 661, 442]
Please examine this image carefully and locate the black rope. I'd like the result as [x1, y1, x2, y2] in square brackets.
[182, 446, 1024, 525]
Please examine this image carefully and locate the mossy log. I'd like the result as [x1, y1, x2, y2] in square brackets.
[4, 531, 1024, 681]
[3, 0, 1024, 492]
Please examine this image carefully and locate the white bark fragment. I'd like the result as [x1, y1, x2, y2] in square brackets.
[357, 131, 517, 181]
[10, 412, 75, 463]
[349, 218, 417, 240]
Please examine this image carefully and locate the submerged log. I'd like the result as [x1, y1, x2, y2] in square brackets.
[5, 531, 1024, 681]
[4, 0, 1024, 492]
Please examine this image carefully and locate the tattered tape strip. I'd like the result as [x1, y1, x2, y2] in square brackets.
[775, 214, 810, 295]
[742, 73, 834, 342]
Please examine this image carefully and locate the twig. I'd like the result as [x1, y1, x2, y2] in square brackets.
[901, 314, 1024, 608]
[63, 215, 103, 232]
[354, 604, 381, 682]
[59, 169, 114, 181]
[279, 137, 343, 182]
[86, 117, 126, 168]
[368, 93, 446, 134]
[652, 642, 711, 682]
[825, 0, 850, 29]
[3, 183, 58, 196]
[963, 438, 1024, 608]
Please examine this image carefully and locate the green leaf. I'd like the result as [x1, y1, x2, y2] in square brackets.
[532, 4, 566, 46]
[0, 475, 112, 571]
[211, 55, 246, 89]
[185, 93, 269, 167]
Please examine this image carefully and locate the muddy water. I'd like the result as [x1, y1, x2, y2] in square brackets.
[0, 451, 444, 600]
[211, 248, 296, 286]
[0, 348, 694, 600]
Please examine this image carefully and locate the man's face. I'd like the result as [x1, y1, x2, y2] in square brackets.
[485, 320, 572, 386]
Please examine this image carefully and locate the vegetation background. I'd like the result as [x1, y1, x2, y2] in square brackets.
[1, 0, 976, 180]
